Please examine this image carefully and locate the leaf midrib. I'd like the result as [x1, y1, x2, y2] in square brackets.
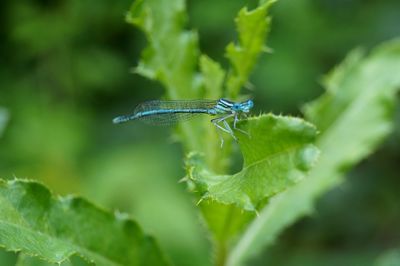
[0, 189, 122, 266]
[0, 219, 122, 266]
[242, 143, 306, 172]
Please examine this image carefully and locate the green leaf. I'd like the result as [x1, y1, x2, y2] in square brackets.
[186, 114, 319, 211]
[0, 179, 169, 266]
[198, 55, 231, 173]
[16, 253, 88, 266]
[227, 39, 400, 266]
[375, 248, 400, 266]
[127, 0, 199, 100]
[17, 255, 67, 266]
[226, 0, 275, 98]
[199, 55, 225, 100]
[0, 108, 9, 137]
[126, 0, 204, 151]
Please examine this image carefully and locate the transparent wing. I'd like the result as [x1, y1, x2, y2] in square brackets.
[134, 99, 217, 126]
[137, 112, 201, 126]
[135, 100, 217, 111]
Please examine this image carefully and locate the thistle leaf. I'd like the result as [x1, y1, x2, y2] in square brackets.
[186, 114, 319, 211]
[227, 39, 400, 266]
[226, 0, 275, 98]
[0, 179, 169, 266]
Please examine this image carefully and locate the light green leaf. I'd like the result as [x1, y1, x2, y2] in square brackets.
[0, 179, 169, 266]
[375, 248, 400, 266]
[199, 55, 230, 173]
[186, 114, 319, 211]
[16, 253, 86, 266]
[226, 0, 275, 98]
[199, 55, 225, 100]
[227, 39, 400, 266]
[126, 0, 203, 151]
[127, 0, 199, 100]
[0, 108, 9, 137]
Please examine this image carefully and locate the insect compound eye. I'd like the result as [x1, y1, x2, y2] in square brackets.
[232, 103, 241, 111]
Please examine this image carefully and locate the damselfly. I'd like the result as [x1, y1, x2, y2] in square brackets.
[113, 98, 253, 146]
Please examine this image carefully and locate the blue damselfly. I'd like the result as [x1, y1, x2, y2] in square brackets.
[113, 98, 253, 145]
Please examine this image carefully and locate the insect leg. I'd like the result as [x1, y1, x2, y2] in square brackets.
[233, 113, 250, 137]
[218, 114, 237, 141]
[222, 119, 237, 141]
[211, 114, 236, 146]
[211, 118, 226, 147]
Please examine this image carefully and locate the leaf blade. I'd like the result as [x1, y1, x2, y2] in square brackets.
[0, 108, 8, 137]
[0, 179, 169, 266]
[126, 0, 206, 152]
[187, 114, 319, 211]
[226, 0, 275, 98]
[127, 0, 199, 100]
[228, 38, 400, 266]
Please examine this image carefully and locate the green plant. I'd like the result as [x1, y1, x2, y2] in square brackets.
[0, 0, 399, 265]
[0, 108, 8, 137]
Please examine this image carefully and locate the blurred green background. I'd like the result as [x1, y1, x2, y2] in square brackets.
[0, 0, 399, 265]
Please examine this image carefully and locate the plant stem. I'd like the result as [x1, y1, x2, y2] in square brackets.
[214, 204, 236, 266]
[215, 242, 227, 266]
